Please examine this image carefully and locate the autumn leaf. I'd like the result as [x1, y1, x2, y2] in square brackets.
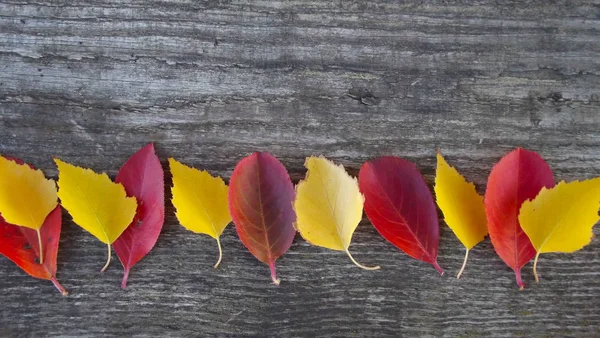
[113, 144, 165, 288]
[359, 156, 442, 274]
[169, 157, 230, 268]
[228, 152, 296, 285]
[54, 158, 137, 272]
[519, 178, 600, 282]
[485, 148, 555, 289]
[295, 156, 379, 270]
[434, 152, 487, 278]
[0, 156, 58, 264]
[0, 206, 66, 295]
[0, 157, 66, 295]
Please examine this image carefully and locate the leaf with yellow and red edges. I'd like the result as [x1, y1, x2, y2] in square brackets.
[228, 152, 296, 285]
[0, 157, 66, 295]
[485, 148, 555, 289]
[113, 143, 165, 288]
[359, 156, 443, 274]
[0, 156, 58, 266]
[0, 206, 67, 295]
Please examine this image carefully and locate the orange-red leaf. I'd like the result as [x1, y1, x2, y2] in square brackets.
[228, 152, 296, 285]
[0, 157, 66, 295]
[0, 205, 66, 295]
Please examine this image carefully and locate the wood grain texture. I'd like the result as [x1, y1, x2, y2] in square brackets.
[1, 0, 600, 336]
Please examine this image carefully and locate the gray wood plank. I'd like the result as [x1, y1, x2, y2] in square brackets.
[0, 0, 599, 336]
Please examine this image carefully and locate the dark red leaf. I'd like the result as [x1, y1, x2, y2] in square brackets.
[485, 148, 555, 289]
[228, 152, 296, 285]
[113, 143, 165, 288]
[0, 206, 67, 295]
[359, 156, 443, 274]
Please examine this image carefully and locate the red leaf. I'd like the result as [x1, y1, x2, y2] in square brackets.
[228, 152, 296, 285]
[0, 206, 67, 295]
[359, 156, 443, 274]
[113, 143, 165, 288]
[485, 148, 555, 289]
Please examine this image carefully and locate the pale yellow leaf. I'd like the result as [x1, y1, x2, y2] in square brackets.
[294, 156, 378, 270]
[434, 152, 487, 250]
[519, 177, 600, 282]
[0, 156, 57, 230]
[54, 158, 137, 245]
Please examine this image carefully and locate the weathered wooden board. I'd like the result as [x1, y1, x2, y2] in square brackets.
[1, 0, 599, 336]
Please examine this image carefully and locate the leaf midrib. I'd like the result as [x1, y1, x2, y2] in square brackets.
[178, 168, 219, 239]
[370, 168, 434, 262]
[72, 177, 110, 244]
[312, 161, 346, 250]
[536, 183, 595, 253]
[120, 154, 151, 268]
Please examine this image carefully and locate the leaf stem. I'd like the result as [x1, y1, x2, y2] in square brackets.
[101, 242, 111, 272]
[269, 260, 280, 286]
[456, 249, 469, 279]
[36, 228, 44, 265]
[51, 277, 68, 296]
[214, 237, 223, 269]
[515, 269, 525, 290]
[121, 268, 130, 289]
[533, 251, 541, 283]
[345, 249, 380, 270]
[432, 260, 444, 275]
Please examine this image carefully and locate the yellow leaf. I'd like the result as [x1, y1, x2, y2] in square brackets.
[169, 158, 231, 268]
[519, 177, 600, 282]
[434, 152, 487, 278]
[0, 157, 57, 230]
[0, 156, 58, 264]
[294, 156, 379, 270]
[54, 158, 137, 272]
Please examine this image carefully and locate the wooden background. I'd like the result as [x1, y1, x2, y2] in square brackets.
[1, 0, 600, 336]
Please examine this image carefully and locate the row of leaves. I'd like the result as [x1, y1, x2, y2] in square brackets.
[0, 145, 599, 295]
